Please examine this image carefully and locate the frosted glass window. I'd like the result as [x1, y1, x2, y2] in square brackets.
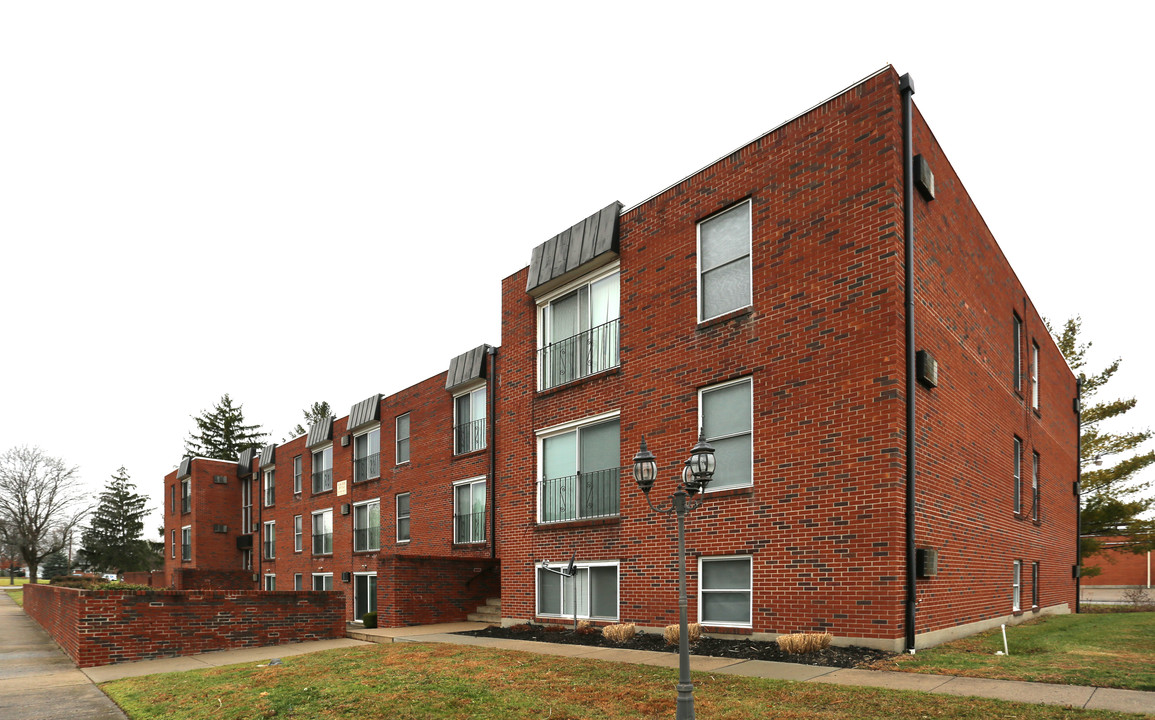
[701, 379, 753, 490]
[699, 202, 751, 320]
[700, 557, 751, 626]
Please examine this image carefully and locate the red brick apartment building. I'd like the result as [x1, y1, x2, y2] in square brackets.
[166, 66, 1078, 651]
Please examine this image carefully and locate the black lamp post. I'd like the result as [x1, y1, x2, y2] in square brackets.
[632, 431, 716, 720]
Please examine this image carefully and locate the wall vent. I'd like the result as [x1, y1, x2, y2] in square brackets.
[916, 350, 938, 389]
[213, 524, 229, 534]
[341, 571, 351, 583]
[213, 475, 228, 485]
[916, 547, 938, 578]
[341, 504, 351, 515]
[341, 434, 351, 447]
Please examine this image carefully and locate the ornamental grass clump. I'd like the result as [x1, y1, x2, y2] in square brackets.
[602, 623, 637, 644]
[777, 632, 833, 654]
[664, 622, 701, 646]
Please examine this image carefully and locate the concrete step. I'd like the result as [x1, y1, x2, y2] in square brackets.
[484, 597, 501, 607]
[467, 606, 501, 623]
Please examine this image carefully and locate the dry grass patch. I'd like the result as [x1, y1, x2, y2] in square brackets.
[602, 623, 636, 643]
[777, 632, 833, 654]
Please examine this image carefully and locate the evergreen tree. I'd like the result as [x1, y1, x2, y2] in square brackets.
[184, 393, 267, 460]
[78, 467, 152, 574]
[41, 550, 70, 579]
[286, 401, 332, 441]
[1050, 317, 1155, 574]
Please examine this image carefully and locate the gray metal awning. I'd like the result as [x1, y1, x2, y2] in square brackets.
[526, 201, 621, 296]
[307, 416, 334, 448]
[237, 448, 255, 478]
[177, 457, 192, 479]
[446, 345, 489, 392]
[348, 394, 382, 432]
[259, 444, 276, 468]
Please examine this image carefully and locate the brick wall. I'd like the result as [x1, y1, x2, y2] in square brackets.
[23, 584, 346, 668]
[121, 571, 160, 586]
[172, 568, 254, 590]
[378, 556, 499, 626]
[1083, 539, 1152, 586]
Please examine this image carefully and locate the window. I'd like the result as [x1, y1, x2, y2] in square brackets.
[263, 520, 275, 560]
[312, 509, 333, 555]
[353, 499, 380, 552]
[1013, 313, 1022, 392]
[538, 269, 620, 389]
[242, 548, 251, 571]
[294, 515, 302, 552]
[169, 485, 174, 515]
[1013, 560, 1022, 611]
[354, 428, 381, 483]
[396, 413, 410, 465]
[396, 493, 411, 543]
[699, 556, 752, 627]
[312, 446, 333, 493]
[241, 477, 253, 533]
[454, 477, 486, 543]
[700, 378, 754, 491]
[1032, 452, 1040, 521]
[1013, 437, 1023, 514]
[181, 526, 191, 562]
[170, 529, 176, 559]
[294, 573, 302, 591]
[1032, 562, 1040, 608]
[312, 573, 333, 591]
[181, 478, 191, 513]
[698, 201, 752, 321]
[536, 562, 618, 621]
[293, 455, 302, 494]
[539, 416, 620, 523]
[454, 386, 487, 455]
[1031, 341, 1040, 411]
[263, 468, 275, 507]
[354, 573, 377, 622]
[264, 574, 276, 591]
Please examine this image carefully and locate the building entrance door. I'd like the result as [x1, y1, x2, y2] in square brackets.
[354, 573, 377, 622]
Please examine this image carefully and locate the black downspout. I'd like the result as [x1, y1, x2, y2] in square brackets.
[900, 72, 918, 654]
[255, 464, 262, 588]
[1075, 376, 1083, 613]
[488, 346, 498, 560]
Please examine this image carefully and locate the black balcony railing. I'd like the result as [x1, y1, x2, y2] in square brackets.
[181, 543, 191, 562]
[354, 524, 380, 552]
[312, 468, 333, 493]
[263, 540, 275, 560]
[539, 318, 620, 390]
[454, 418, 486, 455]
[539, 466, 622, 523]
[354, 453, 380, 483]
[312, 531, 333, 555]
[454, 510, 485, 544]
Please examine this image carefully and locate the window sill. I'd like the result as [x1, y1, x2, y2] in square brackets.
[353, 549, 380, 555]
[311, 489, 334, 497]
[1012, 610, 1024, 617]
[396, 539, 411, 545]
[452, 448, 488, 461]
[704, 486, 755, 500]
[700, 624, 753, 635]
[452, 542, 488, 550]
[697, 306, 753, 331]
[536, 516, 621, 531]
[536, 366, 621, 397]
[1031, 605, 1041, 613]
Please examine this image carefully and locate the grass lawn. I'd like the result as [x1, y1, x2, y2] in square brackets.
[7, 589, 21, 606]
[872, 612, 1155, 691]
[101, 643, 1147, 720]
[0, 577, 30, 586]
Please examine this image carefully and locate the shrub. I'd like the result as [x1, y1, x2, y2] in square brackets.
[576, 620, 597, 635]
[362, 612, 378, 629]
[602, 623, 636, 644]
[49, 576, 97, 588]
[664, 623, 701, 646]
[777, 632, 833, 654]
[1121, 588, 1154, 608]
[94, 582, 155, 591]
[508, 623, 534, 634]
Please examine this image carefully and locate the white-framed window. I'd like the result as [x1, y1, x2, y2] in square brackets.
[264, 574, 276, 591]
[699, 555, 752, 627]
[312, 572, 333, 591]
[242, 548, 252, 571]
[241, 477, 253, 533]
[454, 385, 487, 455]
[353, 499, 380, 552]
[396, 413, 410, 465]
[293, 515, 302, 552]
[312, 509, 333, 555]
[262, 520, 275, 559]
[293, 455, 302, 494]
[294, 573, 302, 591]
[1013, 313, 1023, 392]
[700, 377, 753, 491]
[181, 478, 191, 513]
[1013, 560, 1022, 611]
[1031, 341, 1040, 411]
[1032, 561, 1040, 608]
[312, 445, 333, 493]
[1013, 437, 1023, 514]
[180, 525, 191, 562]
[453, 476, 486, 544]
[169, 484, 175, 514]
[537, 266, 621, 390]
[354, 572, 377, 622]
[535, 561, 619, 621]
[396, 492, 411, 543]
[698, 200, 752, 322]
[537, 413, 620, 523]
[1032, 452, 1040, 522]
[170, 529, 176, 559]
[263, 468, 275, 507]
[354, 427, 381, 483]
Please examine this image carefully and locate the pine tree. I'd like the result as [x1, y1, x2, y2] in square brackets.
[184, 393, 267, 460]
[286, 401, 332, 441]
[78, 467, 152, 574]
[41, 550, 70, 579]
[1050, 317, 1155, 573]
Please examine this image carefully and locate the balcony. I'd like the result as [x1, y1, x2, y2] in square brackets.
[453, 510, 485, 544]
[353, 453, 380, 483]
[353, 525, 380, 552]
[539, 467, 622, 524]
[312, 469, 333, 493]
[312, 532, 333, 555]
[454, 418, 486, 455]
[539, 318, 620, 390]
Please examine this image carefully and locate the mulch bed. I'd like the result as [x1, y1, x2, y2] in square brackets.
[459, 624, 894, 668]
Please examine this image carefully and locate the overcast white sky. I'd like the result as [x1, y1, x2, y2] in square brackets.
[2, 2, 1152, 538]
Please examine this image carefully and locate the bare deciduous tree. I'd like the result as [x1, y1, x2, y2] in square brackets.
[0, 447, 91, 583]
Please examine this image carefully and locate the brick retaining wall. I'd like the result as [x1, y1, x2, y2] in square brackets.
[23, 584, 346, 667]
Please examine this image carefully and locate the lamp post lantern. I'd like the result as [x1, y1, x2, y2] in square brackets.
[631, 431, 716, 720]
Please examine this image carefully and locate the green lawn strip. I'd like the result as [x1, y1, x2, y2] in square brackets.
[874, 612, 1155, 691]
[0, 577, 30, 586]
[8, 589, 22, 606]
[101, 643, 1145, 720]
